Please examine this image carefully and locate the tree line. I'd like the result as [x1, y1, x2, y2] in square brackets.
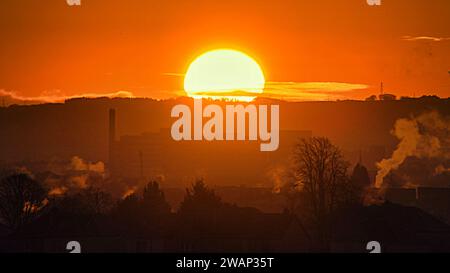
[0, 137, 371, 251]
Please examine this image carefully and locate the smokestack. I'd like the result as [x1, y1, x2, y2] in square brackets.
[109, 109, 116, 170]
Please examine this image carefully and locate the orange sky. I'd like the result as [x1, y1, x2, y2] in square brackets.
[0, 0, 449, 102]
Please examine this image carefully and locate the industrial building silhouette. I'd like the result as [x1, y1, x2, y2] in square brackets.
[107, 108, 311, 187]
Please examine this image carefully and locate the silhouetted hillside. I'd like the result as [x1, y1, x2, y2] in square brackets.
[0, 96, 448, 167]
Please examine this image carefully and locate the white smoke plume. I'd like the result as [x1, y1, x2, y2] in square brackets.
[119, 173, 166, 199]
[69, 156, 105, 174]
[48, 186, 68, 196]
[375, 112, 450, 188]
[267, 166, 287, 194]
[435, 164, 450, 176]
[122, 186, 138, 199]
[43, 156, 106, 195]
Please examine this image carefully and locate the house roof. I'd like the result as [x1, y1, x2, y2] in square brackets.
[0, 222, 11, 237]
[333, 202, 450, 247]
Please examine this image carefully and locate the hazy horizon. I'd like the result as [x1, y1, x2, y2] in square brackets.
[1, 0, 449, 103]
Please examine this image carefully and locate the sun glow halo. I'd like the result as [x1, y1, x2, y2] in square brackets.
[184, 49, 265, 102]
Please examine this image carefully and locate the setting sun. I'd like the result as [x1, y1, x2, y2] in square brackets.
[184, 49, 265, 102]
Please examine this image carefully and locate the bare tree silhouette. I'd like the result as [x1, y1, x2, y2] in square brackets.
[0, 173, 47, 230]
[290, 137, 353, 251]
[58, 186, 113, 216]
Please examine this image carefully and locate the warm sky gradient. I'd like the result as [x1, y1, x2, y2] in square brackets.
[0, 0, 449, 102]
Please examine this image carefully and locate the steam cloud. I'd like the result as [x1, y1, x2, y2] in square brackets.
[435, 164, 450, 176]
[267, 166, 286, 194]
[69, 156, 105, 174]
[122, 186, 138, 199]
[375, 112, 450, 188]
[44, 156, 106, 195]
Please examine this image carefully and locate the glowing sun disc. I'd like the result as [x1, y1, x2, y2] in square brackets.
[184, 49, 265, 101]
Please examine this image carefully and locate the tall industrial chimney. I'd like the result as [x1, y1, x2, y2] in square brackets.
[109, 109, 116, 170]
